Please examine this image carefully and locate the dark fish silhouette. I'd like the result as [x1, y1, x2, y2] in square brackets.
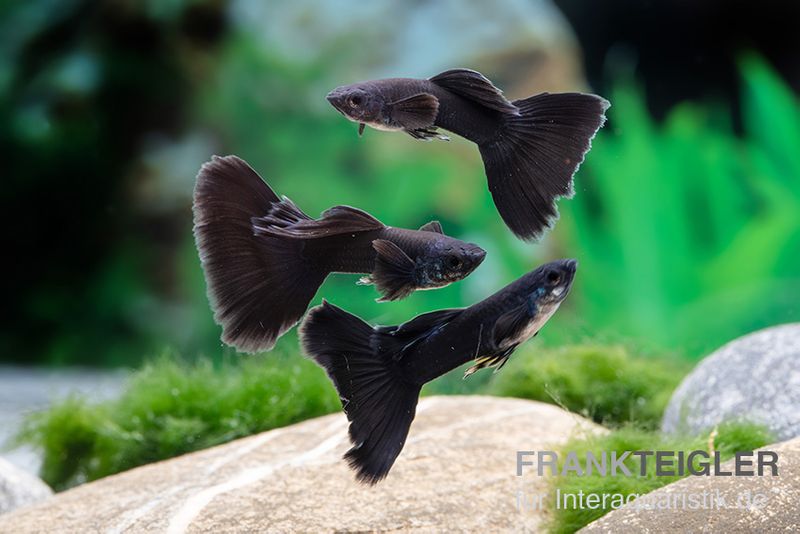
[300, 258, 577, 483]
[327, 69, 609, 241]
[193, 155, 486, 353]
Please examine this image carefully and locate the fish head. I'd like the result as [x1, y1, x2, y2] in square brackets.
[326, 83, 384, 126]
[417, 239, 486, 287]
[526, 258, 577, 308]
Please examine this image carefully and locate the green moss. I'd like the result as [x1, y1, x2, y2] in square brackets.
[13, 353, 339, 490]
[545, 422, 775, 534]
[489, 345, 687, 429]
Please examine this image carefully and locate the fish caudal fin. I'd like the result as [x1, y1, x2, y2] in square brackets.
[300, 301, 421, 484]
[480, 92, 609, 241]
[193, 155, 325, 353]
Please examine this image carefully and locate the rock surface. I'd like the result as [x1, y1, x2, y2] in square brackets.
[0, 458, 52, 515]
[580, 437, 800, 533]
[0, 396, 600, 533]
[662, 323, 800, 440]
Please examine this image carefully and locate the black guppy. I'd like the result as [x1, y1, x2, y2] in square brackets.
[193, 155, 486, 353]
[327, 69, 609, 241]
[300, 258, 577, 484]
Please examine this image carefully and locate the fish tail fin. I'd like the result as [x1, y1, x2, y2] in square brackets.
[193, 155, 326, 353]
[300, 301, 421, 484]
[479, 92, 609, 240]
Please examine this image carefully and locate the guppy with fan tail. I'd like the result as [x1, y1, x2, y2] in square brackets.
[326, 68, 609, 241]
[300, 258, 577, 484]
[193, 155, 486, 354]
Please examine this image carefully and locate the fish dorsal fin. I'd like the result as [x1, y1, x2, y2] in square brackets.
[429, 69, 518, 114]
[256, 204, 384, 239]
[492, 304, 533, 346]
[418, 220, 444, 234]
[370, 239, 417, 301]
[382, 307, 463, 359]
[394, 308, 462, 337]
[388, 93, 439, 130]
[252, 195, 311, 233]
[318, 205, 384, 231]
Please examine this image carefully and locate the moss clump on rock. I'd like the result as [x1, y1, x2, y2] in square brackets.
[546, 421, 775, 534]
[489, 345, 687, 429]
[14, 353, 339, 490]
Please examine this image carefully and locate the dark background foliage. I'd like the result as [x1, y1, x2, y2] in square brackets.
[1, 0, 798, 366]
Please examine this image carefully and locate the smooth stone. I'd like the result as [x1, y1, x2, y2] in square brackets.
[0, 457, 52, 516]
[0, 396, 601, 533]
[580, 437, 800, 533]
[662, 323, 800, 440]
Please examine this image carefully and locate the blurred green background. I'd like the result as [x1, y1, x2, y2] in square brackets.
[1, 0, 799, 369]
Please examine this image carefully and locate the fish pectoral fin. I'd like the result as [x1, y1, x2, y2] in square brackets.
[371, 239, 417, 301]
[405, 127, 449, 141]
[418, 220, 444, 234]
[387, 92, 439, 130]
[492, 304, 532, 346]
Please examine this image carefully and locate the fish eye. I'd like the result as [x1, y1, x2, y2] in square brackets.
[349, 95, 363, 107]
[546, 270, 561, 284]
[446, 255, 462, 269]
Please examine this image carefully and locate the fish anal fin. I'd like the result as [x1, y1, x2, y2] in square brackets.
[405, 127, 450, 141]
[429, 69, 517, 114]
[464, 346, 517, 378]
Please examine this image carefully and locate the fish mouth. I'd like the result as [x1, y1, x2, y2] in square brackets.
[325, 90, 348, 115]
[470, 246, 487, 268]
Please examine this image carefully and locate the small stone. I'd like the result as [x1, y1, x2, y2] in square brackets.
[0, 458, 52, 515]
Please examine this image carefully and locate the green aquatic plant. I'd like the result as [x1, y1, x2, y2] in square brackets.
[13, 353, 339, 490]
[561, 55, 800, 357]
[545, 422, 775, 534]
[485, 344, 686, 429]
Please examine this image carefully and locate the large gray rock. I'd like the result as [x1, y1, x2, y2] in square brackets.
[581, 437, 800, 533]
[662, 323, 800, 440]
[0, 458, 52, 515]
[0, 396, 601, 533]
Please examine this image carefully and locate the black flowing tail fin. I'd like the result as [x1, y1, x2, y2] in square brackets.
[300, 301, 421, 484]
[479, 92, 609, 241]
[193, 155, 326, 353]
